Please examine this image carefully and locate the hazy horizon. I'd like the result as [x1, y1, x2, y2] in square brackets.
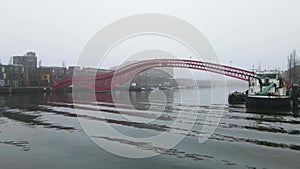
[1, 0, 299, 71]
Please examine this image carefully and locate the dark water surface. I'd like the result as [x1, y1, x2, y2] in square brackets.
[0, 87, 299, 169]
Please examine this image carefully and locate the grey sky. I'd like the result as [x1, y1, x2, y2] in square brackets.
[0, 0, 299, 71]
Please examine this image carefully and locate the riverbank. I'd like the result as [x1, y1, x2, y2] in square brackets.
[0, 87, 52, 94]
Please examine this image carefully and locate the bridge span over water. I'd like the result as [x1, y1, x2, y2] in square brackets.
[52, 59, 256, 91]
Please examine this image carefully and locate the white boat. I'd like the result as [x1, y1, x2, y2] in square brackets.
[246, 70, 291, 109]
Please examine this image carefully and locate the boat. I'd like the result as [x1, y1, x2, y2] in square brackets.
[245, 70, 291, 110]
[228, 91, 245, 104]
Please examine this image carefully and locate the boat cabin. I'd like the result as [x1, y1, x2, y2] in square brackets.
[248, 70, 287, 96]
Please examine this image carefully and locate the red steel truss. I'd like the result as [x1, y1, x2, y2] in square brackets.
[52, 59, 256, 91]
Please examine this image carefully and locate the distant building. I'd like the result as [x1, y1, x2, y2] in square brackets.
[82, 67, 98, 76]
[67, 66, 111, 78]
[67, 66, 81, 78]
[12, 52, 38, 86]
[51, 67, 68, 82]
[124, 68, 175, 89]
[81, 67, 111, 76]
[97, 68, 111, 75]
[112, 60, 175, 88]
[0, 64, 6, 87]
[0, 64, 26, 87]
[39, 66, 68, 86]
[13, 51, 37, 68]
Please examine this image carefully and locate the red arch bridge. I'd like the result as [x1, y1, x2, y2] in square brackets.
[52, 59, 256, 91]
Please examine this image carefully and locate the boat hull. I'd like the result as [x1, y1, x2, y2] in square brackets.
[228, 92, 245, 104]
[245, 95, 291, 110]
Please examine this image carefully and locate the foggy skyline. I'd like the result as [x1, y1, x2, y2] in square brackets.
[0, 0, 299, 71]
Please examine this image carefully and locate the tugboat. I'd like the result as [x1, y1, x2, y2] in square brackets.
[246, 70, 291, 110]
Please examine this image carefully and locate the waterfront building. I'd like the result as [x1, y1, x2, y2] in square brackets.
[39, 66, 68, 87]
[12, 51, 38, 86]
[12, 51, 37, 68]
[0, 64, 26, 87]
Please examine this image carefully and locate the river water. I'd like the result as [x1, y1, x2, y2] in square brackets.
[0, 86, 299, 169]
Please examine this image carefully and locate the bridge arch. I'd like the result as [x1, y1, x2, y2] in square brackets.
[52, 59, 256, 91]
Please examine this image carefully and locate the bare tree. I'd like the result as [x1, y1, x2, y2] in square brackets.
[287, 49, 297, 84]
[62, 60, 66, 68]
[39, 59, 42, 67]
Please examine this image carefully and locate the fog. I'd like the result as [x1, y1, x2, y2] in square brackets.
[0, 0, 299, 71]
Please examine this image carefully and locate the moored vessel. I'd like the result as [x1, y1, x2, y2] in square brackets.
[246, 70, 291, 109]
